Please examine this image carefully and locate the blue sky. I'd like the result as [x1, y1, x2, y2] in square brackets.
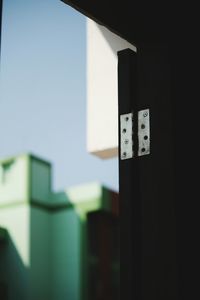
[0, 0, 118, 192]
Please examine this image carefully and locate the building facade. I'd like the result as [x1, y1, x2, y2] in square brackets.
[0, 153, 119, 300]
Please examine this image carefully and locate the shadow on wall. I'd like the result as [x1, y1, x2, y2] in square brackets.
[0, 207, 85, 300]
[98, 23, 136, 56]
[0, 206, 119, 300]
[30, 194, 119, 300]
[0, 234, 29, 300]
[0, 152, 119, 300]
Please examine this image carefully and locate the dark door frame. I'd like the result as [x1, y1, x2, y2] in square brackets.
[60, 2, 200, 299]
[118, 46, 178, 299]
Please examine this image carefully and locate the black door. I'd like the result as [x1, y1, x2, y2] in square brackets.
[118, 41, 200, 299]
[118, 46, 178, 300]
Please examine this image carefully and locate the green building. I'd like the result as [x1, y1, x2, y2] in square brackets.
[0, 153, 119, 300]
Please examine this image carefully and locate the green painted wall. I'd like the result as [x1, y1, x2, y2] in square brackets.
[30, 157, 51, 203]
[0, 228, 8, 243]
[0, 155, 29, 206]
[0, 153, 119, 300]
[0, 205, 30, 300]
[30, 208, 51, 300]
[51, 209, 81, 300]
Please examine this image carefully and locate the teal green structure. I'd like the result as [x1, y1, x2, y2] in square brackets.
[0, 227, 8, 243]
[0, 153, 119, 300]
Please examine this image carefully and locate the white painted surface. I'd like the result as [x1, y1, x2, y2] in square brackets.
[87, 19, 136, 158]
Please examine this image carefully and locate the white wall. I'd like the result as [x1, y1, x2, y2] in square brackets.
[87, 19, 136, 158]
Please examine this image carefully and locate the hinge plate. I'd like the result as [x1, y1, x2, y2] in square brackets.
[138, 109, 150, 156]
[120, 113, 133, 160]
[120, 109, 150, 160]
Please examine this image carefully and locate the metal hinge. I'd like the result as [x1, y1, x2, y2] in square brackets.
[120, 109, 150, 160]
[120, 113, 134, 160]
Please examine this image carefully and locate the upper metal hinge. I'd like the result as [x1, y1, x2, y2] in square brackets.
[120, 109, 150, 160]
[120, 113, 134, 160]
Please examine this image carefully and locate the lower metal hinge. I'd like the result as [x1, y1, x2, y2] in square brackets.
[120, 109, 150, 160]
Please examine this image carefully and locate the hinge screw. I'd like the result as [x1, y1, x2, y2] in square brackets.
[122, 152, 127, 157]
[125, 139, 129, 144]
[143, 111, 148, 117]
